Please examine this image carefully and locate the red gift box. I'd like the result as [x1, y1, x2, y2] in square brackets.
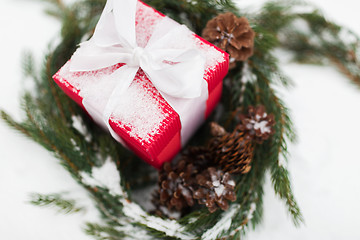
[53, 1, 229, 168]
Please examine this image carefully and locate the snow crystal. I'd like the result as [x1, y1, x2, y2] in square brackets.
[240, 62, 257, 84]
[122, 200, 194, 239]
[202, 204, 240, 240]
[227, 180, 235, 187]
[71, 115, 91, 142]
[212, 179, 226, 197]
[80, 158, 123, 196]
[213, 180, 220, 187]
[253, 120, 271, 134]
[214, 184, 225, 197]
[239, 63, 257, 104]
[228, 203, 257, 237]
[247, 202, 257, 220]
[186, 0, 197, 5]
[136, 2, 162, 47]
[111, 74, 167, 142]
[179, 185, 192, 200]
[116, 220, 153, 240]
[70, 138, 81, 152]
[158, 206, 181, 219]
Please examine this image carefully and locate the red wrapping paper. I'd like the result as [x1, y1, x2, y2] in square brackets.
[53, 1, 229, 168]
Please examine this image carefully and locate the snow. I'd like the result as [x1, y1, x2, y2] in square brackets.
[111, 74, 167, 142]
[122, 201, 195, 239]
[228, 179, 236, 187]
[239, 62, 257, 103]
[71, 115, 92, 142]
[1, 0, 360, 240]
[253, 120, 271, 134]
[202, 204, 241, 240]
[81, 158, 195, 239]
[213, 180, 220, 187]
[80, 158, 123, 196]
[214, 184, 225, 197]
[247, 202, 256, 220]
[135, 2, 162, 48]
[70, 138, 81, 152]
[212, 178, 226, 197]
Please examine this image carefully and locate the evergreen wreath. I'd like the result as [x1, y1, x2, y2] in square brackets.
[2, 0, 360, 239]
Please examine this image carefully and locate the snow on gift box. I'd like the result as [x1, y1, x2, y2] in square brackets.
[53, 0, 229, 168]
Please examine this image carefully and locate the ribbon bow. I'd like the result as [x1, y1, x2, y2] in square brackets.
[70, 0, 206, 128]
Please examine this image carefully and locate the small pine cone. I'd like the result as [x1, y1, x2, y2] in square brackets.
[238, 105, 276, 143]
[209, 122, 254, 174]
[193, 167, 236, 213]
[157, 159, 199, 212]
[202, 12, 255, 69]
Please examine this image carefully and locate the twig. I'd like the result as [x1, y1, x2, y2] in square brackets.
[0, 111, 32, 138]
[330, 56, 360, 88]
[46, 54, 67, 121]
[25, 106, 79, 173]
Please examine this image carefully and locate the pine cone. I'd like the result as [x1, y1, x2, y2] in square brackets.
[209, 122, 254, 174]
[158, 160, 198, 211]
[202, 12, 255, 69]
[193, 167, 236, 213]
[238, 105, 275, 143]
[154, 146, 215, 215]
[184, 146, 214, 168]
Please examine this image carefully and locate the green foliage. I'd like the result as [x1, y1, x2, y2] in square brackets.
[29, 193, 84, 214]
[2, 0, 360, 239]
[84, 223, 127, 240]
[146, 0, 237, 34]
[259, 1, 360, 88]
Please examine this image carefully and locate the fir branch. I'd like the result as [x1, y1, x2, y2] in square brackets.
[23, 97, 80, 174]
[40, 0, 68, 19]
[0, 111, 32, 138]
[270, 163, 303, 226]
[85, 223, 126, 240]
[227, 11, 304, 227]
[29, 193, 84, 214]
[146, 0, 238, 34]
[21, 51, 37, 79]
[260, 1, 360, 88]
[45, 54, 67, 121]
[329, 55, 360, 87]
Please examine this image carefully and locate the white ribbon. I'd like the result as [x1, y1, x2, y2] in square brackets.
[69, 0, 207, 144]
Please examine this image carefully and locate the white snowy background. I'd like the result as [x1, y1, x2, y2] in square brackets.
[1, 0, 360, 239]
